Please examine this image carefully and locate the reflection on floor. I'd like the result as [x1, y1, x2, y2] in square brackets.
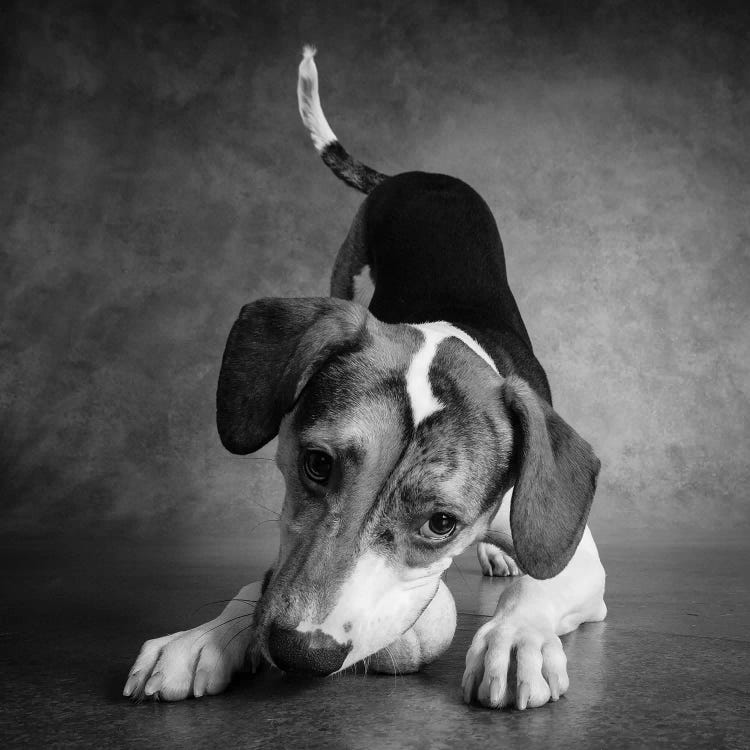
[1, 537, 749, 748]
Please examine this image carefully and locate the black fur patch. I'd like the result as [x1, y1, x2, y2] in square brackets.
[216, 297, 369, 454]
[321, 141, 388, 194]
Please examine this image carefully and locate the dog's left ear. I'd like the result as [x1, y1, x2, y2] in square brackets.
[501, 375, 600, 580]
[217, 297, 368, 454]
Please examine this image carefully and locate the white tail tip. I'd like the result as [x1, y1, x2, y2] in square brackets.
[297, 45, 337, 152]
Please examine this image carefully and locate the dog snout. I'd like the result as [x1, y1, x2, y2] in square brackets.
[268, 624, 352, 675]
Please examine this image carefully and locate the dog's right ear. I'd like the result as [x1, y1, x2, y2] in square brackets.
[501, 375, 600, 580]
[216, 297, 369, 454]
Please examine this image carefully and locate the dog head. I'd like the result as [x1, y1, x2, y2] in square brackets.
[217, 298, 599, 674]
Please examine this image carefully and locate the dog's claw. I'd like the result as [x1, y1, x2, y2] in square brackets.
[144, 671, 164, 697]
[193, 669, 209, 698]
[462, 671, 476, 704]
[489, 677, 505, 707]
[123, 672, 139, 698]
[517, 681, 531, 710]
[548, 672, 560, 701]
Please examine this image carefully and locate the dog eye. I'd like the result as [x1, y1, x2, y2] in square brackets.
[303, 450, 333, 484]
[420, 513, 458, 540]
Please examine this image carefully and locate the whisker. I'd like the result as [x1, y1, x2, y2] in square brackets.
[224, 456, 276, 462]
[247, 518, 280, 538]
[384, 645, 399, 687]
[226, 455, 295, 475]
[219, 623, 255, 657]
[195, 622, 259, 688]
[197, 613, 255, 641]
[191, 598, 259, 617]
[245, 497, 280, 516]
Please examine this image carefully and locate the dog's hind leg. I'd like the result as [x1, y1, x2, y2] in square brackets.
[477, 489, 521, 576]
[368, 579, 457, 674]
[477, 543, 522, 577]
[330, 202, 375, 307]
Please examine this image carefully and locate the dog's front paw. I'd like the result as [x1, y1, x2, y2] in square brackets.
[462, 617, 568, 710]
[476, 543, 521, 577]
[123, 620, 259, 702]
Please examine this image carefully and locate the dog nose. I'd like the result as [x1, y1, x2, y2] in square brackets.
[268, 624, 351, 675]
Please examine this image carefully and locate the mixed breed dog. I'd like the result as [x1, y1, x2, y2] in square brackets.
[123, 47, 606, 711]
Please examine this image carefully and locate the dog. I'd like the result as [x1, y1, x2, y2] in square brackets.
[123, 47, 607, 710]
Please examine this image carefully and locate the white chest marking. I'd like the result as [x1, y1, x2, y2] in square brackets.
[406, 322, 499, 427]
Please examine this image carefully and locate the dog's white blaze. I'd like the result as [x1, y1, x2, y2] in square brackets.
[413, 322, 499, 374]
[406, 322, 499, 427]
[296, 550, 451, 670]
[352, 264, 375, 307]
[297, 46, 337, 152]
[406, 327, 446, 425]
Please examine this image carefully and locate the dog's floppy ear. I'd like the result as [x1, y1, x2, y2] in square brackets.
[501, 375, 600, 580]
[217, 297, 368, 454]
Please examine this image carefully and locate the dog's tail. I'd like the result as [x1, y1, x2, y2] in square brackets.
[297, 46, 388, 194]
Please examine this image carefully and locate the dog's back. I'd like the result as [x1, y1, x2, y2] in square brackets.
[358, 171, 523, 329]
[298, 47, 551, 403]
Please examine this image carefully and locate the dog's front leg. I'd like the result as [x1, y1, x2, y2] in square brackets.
[123, 581, 263, 701]
[463, 529, 606, 710]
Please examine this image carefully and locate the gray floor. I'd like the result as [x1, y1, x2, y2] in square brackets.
[1, 536, 749, 748]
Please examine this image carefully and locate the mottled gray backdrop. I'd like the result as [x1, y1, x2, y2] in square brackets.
[2, 0, 748, 543]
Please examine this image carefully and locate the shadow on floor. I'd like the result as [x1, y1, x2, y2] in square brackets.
[1, 536, 749, 748]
